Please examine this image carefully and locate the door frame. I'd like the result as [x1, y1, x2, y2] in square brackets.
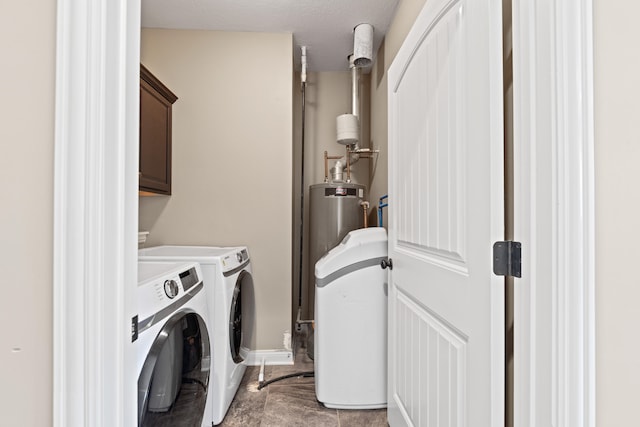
[53, 0, 140, 425]
[512, 0, 595, 425]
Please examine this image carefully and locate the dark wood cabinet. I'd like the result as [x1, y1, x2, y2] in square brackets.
[139, 64, 178, 195]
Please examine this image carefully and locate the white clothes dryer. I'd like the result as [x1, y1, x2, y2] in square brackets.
[136, 261, 213, 427]
[139, 246, 255, 425]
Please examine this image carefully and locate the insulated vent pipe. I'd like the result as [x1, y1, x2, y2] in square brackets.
[336, 56, 360, 146]
[353, 23, 374, 67]
[334, 25, 375, 176]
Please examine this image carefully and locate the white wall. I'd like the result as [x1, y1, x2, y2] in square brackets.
[0, 2, 55, 426]
[594, 0, 640, 423]
[139, 29, 293, 350]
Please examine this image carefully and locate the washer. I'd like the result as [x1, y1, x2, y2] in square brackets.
[137, 261, 213, 427]
[138, 246, 254, 425]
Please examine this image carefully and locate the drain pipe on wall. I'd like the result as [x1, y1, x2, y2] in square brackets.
[296, 46, 308, 325]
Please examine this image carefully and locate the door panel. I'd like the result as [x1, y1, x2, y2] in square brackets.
[394, 3, 467, 276]
[388, 0, 504, 425]
[392, 288, 467, 425]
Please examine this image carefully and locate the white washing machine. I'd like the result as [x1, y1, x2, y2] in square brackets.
[138, 246, 255, 425]
[136, 261, 213, 427]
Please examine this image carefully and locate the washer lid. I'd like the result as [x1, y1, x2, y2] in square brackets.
[139, 245, 250, 272]
[139, 245, 239, 259]
[315, 228, 388, 280]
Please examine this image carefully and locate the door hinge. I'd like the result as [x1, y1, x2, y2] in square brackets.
[493, 241, 521, 278]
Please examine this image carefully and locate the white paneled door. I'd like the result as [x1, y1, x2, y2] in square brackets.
[387, 0, 504, 426]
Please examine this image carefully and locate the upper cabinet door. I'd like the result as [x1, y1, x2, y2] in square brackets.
[139, 65, 177, 195]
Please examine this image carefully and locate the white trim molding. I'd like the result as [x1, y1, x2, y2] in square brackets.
[240, 348, 295, 366]
[54, 0, 140, 426]
[513, 0, 595, 426]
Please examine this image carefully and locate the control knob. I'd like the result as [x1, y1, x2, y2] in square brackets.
[164, 279, 179, 299]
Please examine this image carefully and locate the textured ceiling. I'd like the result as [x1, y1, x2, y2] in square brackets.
[141, 0, 400, 72]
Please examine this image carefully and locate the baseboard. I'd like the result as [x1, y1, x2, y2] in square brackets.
[240, 347, 294, 366]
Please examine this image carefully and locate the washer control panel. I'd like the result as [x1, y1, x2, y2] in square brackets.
[136, 261, 204, 342]
[137, 262, 203, 324]
[164, 279, 179, 298]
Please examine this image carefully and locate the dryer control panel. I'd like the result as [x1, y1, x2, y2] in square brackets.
[221, 248, 250, 273]
[236, 249, 248, 263]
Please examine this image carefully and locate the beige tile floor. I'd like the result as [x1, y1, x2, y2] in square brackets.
[219, 335, 388, 427]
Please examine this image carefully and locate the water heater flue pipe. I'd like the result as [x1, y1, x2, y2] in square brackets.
[351, 55, 359, 119]
[332, 56, 363, 176]
[353, 23, 374, 68]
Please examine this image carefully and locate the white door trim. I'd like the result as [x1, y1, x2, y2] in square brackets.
[53, 1, 140, 425]
[512, 0, 595, 425]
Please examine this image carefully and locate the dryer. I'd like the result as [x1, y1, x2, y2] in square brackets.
[138, 246, 255, 425]
[136, 261, 213, 427]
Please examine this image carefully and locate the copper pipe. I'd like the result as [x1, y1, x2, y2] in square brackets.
[348, 147, 379, 158]
[324, 150, 343, 182]
[346, 145, 351, 182]
[324, 151, 328, 181]
[360, 201, 370, 228]
[325, 147, 379, 183]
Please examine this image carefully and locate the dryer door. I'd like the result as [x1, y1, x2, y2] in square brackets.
[138, 311, 211, 427]
[229, 270, 254, 363]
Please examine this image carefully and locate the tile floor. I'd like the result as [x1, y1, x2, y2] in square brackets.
[219, 335, 388, 427]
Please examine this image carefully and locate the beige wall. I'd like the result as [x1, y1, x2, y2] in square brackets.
[5, 1, 640, 424]
[291, 71, 371, 322]
[594, 0, 640, 424]
[0, 2, 55, 426]
[369, 0, 428, 228]
[139, 29, 293, 350]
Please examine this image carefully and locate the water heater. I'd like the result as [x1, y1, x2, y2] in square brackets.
[307, 182, 366, 321]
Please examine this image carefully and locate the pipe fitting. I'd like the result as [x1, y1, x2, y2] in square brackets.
[331, 160, 344, 182]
